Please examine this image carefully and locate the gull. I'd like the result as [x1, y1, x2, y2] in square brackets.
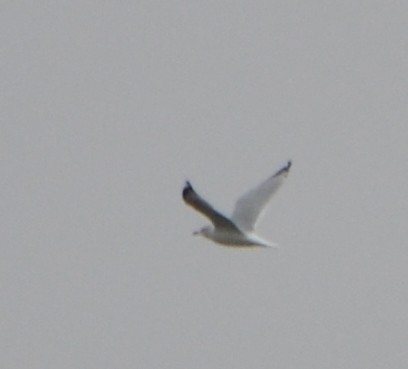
[182, 161, 291, 248]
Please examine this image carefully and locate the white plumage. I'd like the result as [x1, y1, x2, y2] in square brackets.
[182, 161, 291, 248]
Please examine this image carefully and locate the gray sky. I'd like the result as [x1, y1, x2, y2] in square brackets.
[1, 1, 407, 368]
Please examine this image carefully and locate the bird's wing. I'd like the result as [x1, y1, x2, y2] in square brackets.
[183, 181, 241, 232]
[231, 161, 291, 232]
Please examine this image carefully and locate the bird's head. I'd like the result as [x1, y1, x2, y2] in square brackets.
[193, 225, 213, 238]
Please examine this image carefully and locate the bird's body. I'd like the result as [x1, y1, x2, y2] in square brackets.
[182, 161, 291, 248]
[194, 225, 272, 248]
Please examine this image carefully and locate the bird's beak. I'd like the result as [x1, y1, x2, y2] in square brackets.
[192, 230, 200, 236]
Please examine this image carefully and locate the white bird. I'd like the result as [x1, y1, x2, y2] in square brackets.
[182, 161, 291, 248]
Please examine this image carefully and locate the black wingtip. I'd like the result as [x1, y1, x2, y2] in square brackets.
[182, 181, 193, 199]
[274, 160, 292, 177]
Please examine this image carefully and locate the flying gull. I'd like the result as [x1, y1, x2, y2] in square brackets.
[182, 161, 291, 248]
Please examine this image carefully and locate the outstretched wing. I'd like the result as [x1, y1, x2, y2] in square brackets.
[231, 161, 291, 232]
[182, 181, 241, 231]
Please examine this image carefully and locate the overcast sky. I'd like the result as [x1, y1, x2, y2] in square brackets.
[1, 1, 408, 368]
